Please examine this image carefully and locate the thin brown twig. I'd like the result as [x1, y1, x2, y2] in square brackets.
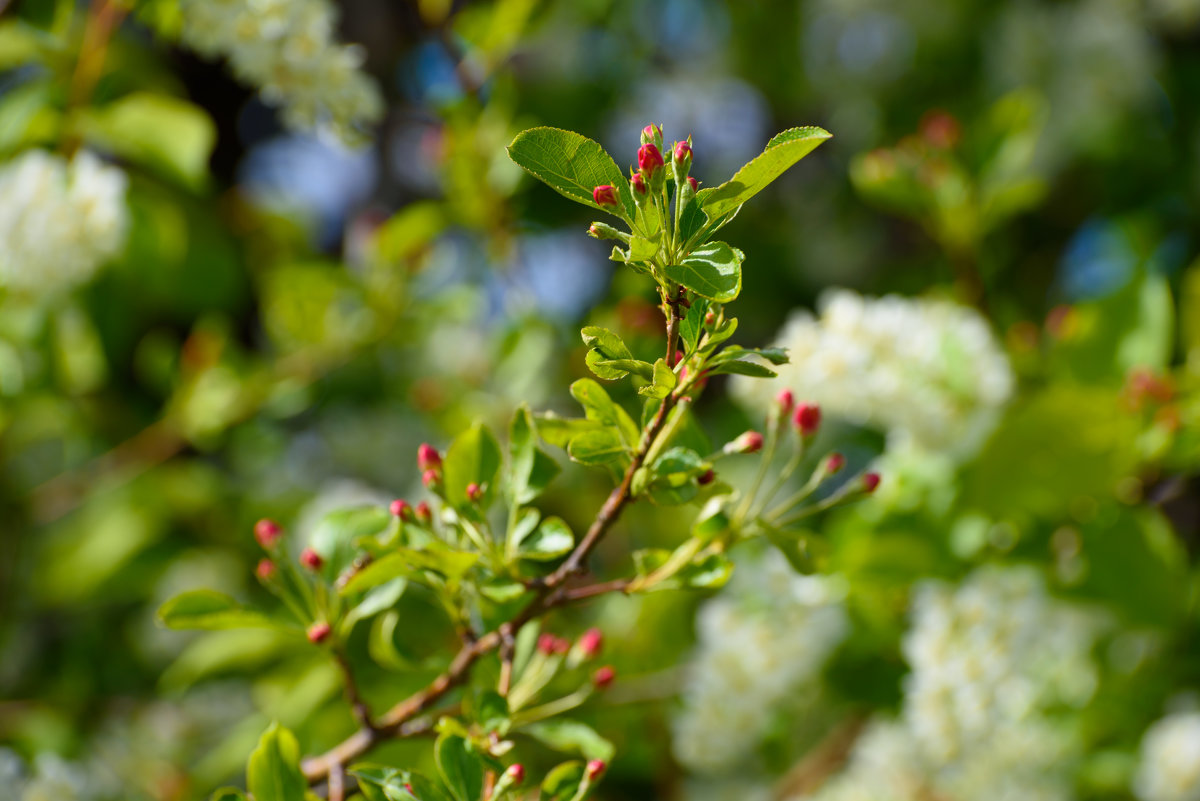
[301, 306, 687, 785]
[333, 650, 376, 731]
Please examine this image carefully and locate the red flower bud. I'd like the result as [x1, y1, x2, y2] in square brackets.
[593, 665, 616, 689]
[725, 430, 763, 455]
[586, 760, 607, 782]
[687, 175, 699, 192]
[256, 559, 276, 581]
[390, 499, 412, 519]
[538, 633, 559, 655]
[307, 621, 332, 644]
[793, 403, 821, 436]
[417, 443, 442, 472]
[673, 140, 692, 165]
[863, 472, 881, 493]
[672, 349, 685, 368]
[776, 389, 795, 417]
[300, 547, 323, 571]
[638, 143, 664, 177]
[630, 172, 648, 197]
[415, 501, 432, 523]
[641, 123, 661, 147]
[593, 184, 619, 207]
[466, 482, 482, 502]
[578, 627, 603, 658]
[505, 764, 525, 785]
[254, 518, 283, 549]
[422, 469, 440, 488]
[704, 310, 715, 326]
[825, 452, 846, 474]
[697, 468, 715, 486]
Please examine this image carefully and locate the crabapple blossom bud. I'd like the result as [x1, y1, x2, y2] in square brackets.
[825, 452, 846, 474]
[466, 482, 482, 502]
[862, 472, 881, 493]
[704, 309, 715, 326]
[588, 221, 625, 241]
[307, 621, 331, 644]
[698, 469, 715, 486]
[687, 176, 699, 192]
[578, 627, 603, 658]
[300, 547, 323, 571]
[673, 140, 692, 172]
[638, 143, 664, 184]
[593, 665, 616, 689]
[586, 760, 607, 782]
[776, 389, 795, 417]
[415, 501, 432, 523]
[724, 430, 763, 455]
[417, 443, 442, 472]
[630, 172, 648, 199]
[422, 469, 440, 489]
[592, 184, 619, 207]
[505, 764, 525, 785]
[390, 499, 412, 519]
[254, 518, 283, 549]
[256, 559, 276, 581]
[793, 403, 821, 436]
[641, 123, 662, 151]
[538, 633, 570, 655]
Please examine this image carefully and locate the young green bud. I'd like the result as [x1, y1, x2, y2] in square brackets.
[307, 621, 332, 644]
[724, 430, 764, 455]
[254, 518, 283, 550]
[687, 175, 699, 192]
[630, 172, 648, 200]
[588, 221, 627, 242]
[673, 140, 692, 172]
[593, 184, 619, 207]
[704, 309, 716, 326]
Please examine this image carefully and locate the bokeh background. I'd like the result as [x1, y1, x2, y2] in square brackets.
[1, 0, 1199, 799]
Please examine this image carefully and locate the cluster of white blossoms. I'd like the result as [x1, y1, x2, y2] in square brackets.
[731, 290, 1013, 458]
[792, 566, 1105, 801]
[178, 0, 383, 143]
[673, 551, 849, 773]
[0, 150, 129, 298]
[1134, 711, 1200, 801]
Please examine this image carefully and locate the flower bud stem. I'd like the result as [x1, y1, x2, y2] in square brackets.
[508, 685, 592, 726]
[735, 412, 781, 524]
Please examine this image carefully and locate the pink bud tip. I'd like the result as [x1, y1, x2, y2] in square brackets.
[638, 143, 664, 174]
[672, 349, 685, 368]
[674, 141, 692, 163]
[641, 124, 660, 142]
[422, 469, 440, 488]
[586, 760, 607, 782]
[256, 559, 276, 581]
[793, 403, 821, 436]
[415, 501, 432, 523]
[538, 632, 559, 655]
[593, 184, 619, 207]
[776, 389, 795, 416]
[307, 621, 332, 644]
[417, 443, 442, 472]
[687, 175, 699, 192]
[254, 518, 282, 549]
[863, 472, 881, 493]
[729, 430, 763, 454]
[698, 469, 715, 486]
[466, 483, 482, 502]
[578, 627, 603, 658]
[704, 310, 715, 325]
[593, 665, 616, 689]
[390, 499, 411, 519]
[404, 783, 414, 795]
[506, 764, 525, 785]
[825, 452, 846, 474]
[630, 172, 648, 196]
[300, 547, 323, 571]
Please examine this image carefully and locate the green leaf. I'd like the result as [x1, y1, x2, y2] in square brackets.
[701, 126, 831, 219]
[650, 447, 707, 482]
[628, 231, 660, 262]
[310, 505, 392, 576]
[567, 428, 627, 465]
[519, 516, 575, 560]
[0, 21, 51, 69]
[524, 719, 615, 762]
[715, 345, 789, 365]
[569, 378, 640, 446]
[341, 578, 407, 633]
[443, 422, 502, 508]
[527, 448, 562, 500]
[78, 92, 216, 189]
[509, 404, 537, 503]
[352, 765, 453, 801]
[210, 789, 248, 801]
[507, 127, 633, 219]
[706, 359, 777, 378]
[534, 414, 603, 449]
[340, 547, 479, 595]
[157, 590, 283, 631]
[435, 733, 485, 801]
[663, 241, 744, 302]
[0, 79, 56, 157]
[541, 761, 586, 801]
[247, 723, 307, 801]
[697, 317, 738, 355]
[581, 326, 652, 380]
[638, 358, 677, 399]
[679, 298, 711, 354]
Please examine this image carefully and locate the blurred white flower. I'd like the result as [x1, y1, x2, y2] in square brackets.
[673, 551, 849, 773]
[179, 0, 383, 143]
[0, 150, 128, 297]
[1135, 712, 1200, 801]
[731, 289, 1013, 458]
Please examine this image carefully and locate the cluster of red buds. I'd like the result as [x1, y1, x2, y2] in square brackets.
[590, 123, 699, 217]
[418, 442, 442, 489]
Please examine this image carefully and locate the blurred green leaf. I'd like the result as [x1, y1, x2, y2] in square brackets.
[340, 547, 479, 595]
[507, 127, 633, 219]
[570, 378, 640, 446]
[247, 723, 306, 801]
[444, 422, 503, 508]
[567, 428, 627, 465]
[157, 590, 286, 631]
[524, 719, 615, 762]
[518, 516, 574, 560]
[700, 126, 831, 219]
[435, 733, 485, 801]
[540, 761, 586, 801]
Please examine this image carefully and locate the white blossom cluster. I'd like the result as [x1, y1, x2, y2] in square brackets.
[0, 150, 128, 298]
[730, 289, 1013, 458]
[673, 551, 849, 773]
[1134, 712, 1200, 801]
[792, 566, 1104, 801]
[178, 0, 383, 143]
